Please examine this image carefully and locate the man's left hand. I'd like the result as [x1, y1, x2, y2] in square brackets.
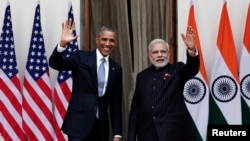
[181, 26, 196, 51]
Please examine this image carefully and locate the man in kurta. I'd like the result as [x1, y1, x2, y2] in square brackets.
[127, 26, 199, 141]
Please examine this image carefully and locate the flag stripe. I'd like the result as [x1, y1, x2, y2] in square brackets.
[54, 90, 68, 118]
[0, 84, 22, 122]
[188, 4, 208, 83]
[55, 80, 72, 108]
[23, 76, 53, 124]
[0, 99, 23, 140]
[244, 4, 250, 53]
[0, 75, 22, 110]
[23, 110, 46, 141]
[0, 111, 18, 140]
[23, 84, 54, 140]
[217, 2, 239, 82]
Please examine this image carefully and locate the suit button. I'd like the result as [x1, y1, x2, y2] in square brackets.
[153, 116, 156, 119]
[151, 106, 154, 109]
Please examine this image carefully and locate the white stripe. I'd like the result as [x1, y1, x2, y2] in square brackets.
[210, 47, 242, 124]
[41, 72, 52, 90]
[65, 77, 73, 91]
[24, 70, 53, 112]
[210, 49, 233, 79]
[55, 82, 70, 109]
[54, 104, 64, 127]
[23, 71, 54, 137]
[0, 90, 23, 124]
[54, 78, 72, 127]
[0, 112, 19, 140]
[22, 86, 54, 137]
[186, 72, 209, 140]
[0, 69, 22, 104]
[240, 45, 250, 108]
[22, 110, 46, 141]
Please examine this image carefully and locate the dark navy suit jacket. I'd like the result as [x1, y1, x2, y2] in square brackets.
[128, 51, 199, 141]
[49, 47, 122, 140]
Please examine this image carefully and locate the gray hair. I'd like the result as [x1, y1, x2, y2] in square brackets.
[148, 39, 170, 52]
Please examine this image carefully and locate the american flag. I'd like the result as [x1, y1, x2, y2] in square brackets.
[22, 2, 55, 141]
[0, 2, 27, 141]
[53, 1, 79, 140]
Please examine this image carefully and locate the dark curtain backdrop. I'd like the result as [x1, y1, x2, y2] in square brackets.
[80, 0, 177, 140]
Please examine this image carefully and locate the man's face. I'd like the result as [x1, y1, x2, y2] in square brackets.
[148, 42, 170, 69]
[96, 30, 117, 57]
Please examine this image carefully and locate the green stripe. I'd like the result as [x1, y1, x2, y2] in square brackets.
[190, 119, 203, 141]
[208, 94, 227, 125]
[241, 97, 250, 124]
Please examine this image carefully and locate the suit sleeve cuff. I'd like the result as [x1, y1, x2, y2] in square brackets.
[188, 48, 199, 57]
[57, 44, 67, 52]
[114, 135, 122, 138]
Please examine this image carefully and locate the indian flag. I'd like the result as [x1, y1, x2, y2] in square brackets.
[239, 3, 250, 125]
[183, 0, 209, 140]
[209, 1, 241, 125]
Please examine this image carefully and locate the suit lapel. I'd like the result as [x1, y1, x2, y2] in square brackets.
[106, 58, 116, 93]
[86, 50, 98, 92]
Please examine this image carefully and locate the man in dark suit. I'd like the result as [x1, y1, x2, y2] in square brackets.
[49, 19, 122, 141]
[127, 26, 199, 141]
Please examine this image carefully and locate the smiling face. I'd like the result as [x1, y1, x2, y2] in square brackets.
[96, 30, 117, 57]
[148, 41, 170, 69]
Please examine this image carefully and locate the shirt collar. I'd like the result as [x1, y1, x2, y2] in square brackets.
[96, 49, 109, 62]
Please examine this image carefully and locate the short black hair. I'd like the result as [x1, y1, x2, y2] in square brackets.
[98, 25, 118, 37]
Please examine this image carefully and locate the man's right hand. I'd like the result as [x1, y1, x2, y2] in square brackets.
[60, 19, 79, 47]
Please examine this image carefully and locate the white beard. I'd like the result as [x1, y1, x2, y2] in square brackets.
[150, 58, 169, 69]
